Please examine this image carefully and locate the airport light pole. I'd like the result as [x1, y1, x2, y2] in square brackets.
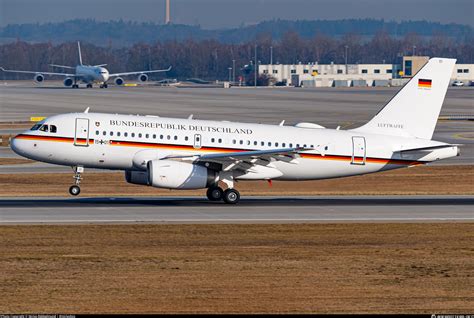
[232, 59, 235, 83]
[228, 67, 232, 83]
[254, 44, 257, 87]
[413, 45, 416, 56]
[270, 46, 273, 65]
[344, 45, 349, 74]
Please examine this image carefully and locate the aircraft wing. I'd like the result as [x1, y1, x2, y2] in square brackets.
[0, 67, 75, 77]
[166, 147, 311, 172]
[108, 66, 172, 77]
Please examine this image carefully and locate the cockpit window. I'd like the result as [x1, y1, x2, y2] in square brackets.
[50, 125, 57, 133]
[39, 125, 49, 132]
[30, 124, 41, 131]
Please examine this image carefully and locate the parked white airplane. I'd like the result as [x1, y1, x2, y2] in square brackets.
[11, 58, 459, 204]
[0, 42, 171, 88]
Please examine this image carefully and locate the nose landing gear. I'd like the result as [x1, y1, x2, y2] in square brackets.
[69, 166, 84, 196]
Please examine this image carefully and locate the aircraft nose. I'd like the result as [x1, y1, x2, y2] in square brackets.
[10, 135, 23, 155]
[102, 73, 109, 82]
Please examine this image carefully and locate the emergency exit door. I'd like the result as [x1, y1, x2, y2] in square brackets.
[74, 118, 90, 146]
[351, 136, 366, 165]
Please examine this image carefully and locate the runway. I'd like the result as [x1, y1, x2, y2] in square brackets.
[1, 195, 473, 224]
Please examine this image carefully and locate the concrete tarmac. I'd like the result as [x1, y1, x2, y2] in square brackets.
[0, 195, 473, 224]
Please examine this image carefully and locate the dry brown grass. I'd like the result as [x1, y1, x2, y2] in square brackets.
[0, 223, 473, 313]
[0, 164, 472, 196]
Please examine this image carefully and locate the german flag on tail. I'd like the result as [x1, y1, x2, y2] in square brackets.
[418, 78, 432, 89]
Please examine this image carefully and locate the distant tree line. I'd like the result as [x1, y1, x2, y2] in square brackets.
[1, 31, 473, 81]
[1, 19, 472, 46]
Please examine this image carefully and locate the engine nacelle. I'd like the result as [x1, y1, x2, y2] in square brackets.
[147, 160, 216, 189]
[125, 170, 149, 185]
[138, 73, 148, 82]
[34, 74, 44, 83]
[114, 77, 124, 85]
[63, 77, 74, 87]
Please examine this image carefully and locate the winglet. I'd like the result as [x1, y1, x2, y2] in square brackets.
[84, 107, 90, 113]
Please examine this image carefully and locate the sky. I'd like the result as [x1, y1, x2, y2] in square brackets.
[1, 0, 473, 28]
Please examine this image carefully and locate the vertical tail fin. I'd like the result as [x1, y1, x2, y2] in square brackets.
[77, 41, 83, 65]
[353, 58, 456, 140]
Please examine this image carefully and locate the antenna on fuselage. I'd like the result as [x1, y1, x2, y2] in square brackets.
[77, 42, 83, 66]
[84, 107, 90, 113]
[279, 120, 285, 126]
[188, 114, 194, 120]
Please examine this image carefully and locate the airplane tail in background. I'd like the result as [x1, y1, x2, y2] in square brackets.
[353, 57, 456, 140]
[77, 41, 83, 65]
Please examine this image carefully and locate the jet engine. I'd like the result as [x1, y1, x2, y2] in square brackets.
[63, 77, 74, 87]
[147, 160, 216, 189]
[125, 170, 148, 185]
[138, 73, 148, 82]
[34, 74, 44, 83]
[114, 77, 124, 86]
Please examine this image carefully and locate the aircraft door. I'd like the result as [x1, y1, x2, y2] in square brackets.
[193, 134, 202, 149]
[74, 118, 90, 146]
[351, 136, 366, 165]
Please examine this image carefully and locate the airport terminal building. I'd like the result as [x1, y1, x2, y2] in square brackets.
[259, 56, 474, 87]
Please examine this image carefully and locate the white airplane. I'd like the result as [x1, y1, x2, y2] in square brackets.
[10, 58, 460, 204]
[0, 42, 171, 88]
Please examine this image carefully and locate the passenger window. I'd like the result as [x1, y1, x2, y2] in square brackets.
[239, 140, 243, 145]
[50, 125, 57, 133]
[268, 142, 271, 146]
[39, 125, 49, 132]
[218, 138, 222, 143]
[153, 134, 156, 139]
[96, 130, 99, 135]
[124, 132, 128, 137]
[275, 142, 279, 147]
[296, 144, 300, 147]
[174, 136, 178, 140]
[167, 135, 170, 140]
[254, 141, 257, 146]
[160, 135, 163, 139]
[303, 144, 307, 148]
[185, 136, 189, 141]
[247, 140, 251, 145]
[110, 131, 114, 136]
[282, 143, 286, 147]
[117, 132, 121, 137]
[138, 133, 142, 138]
[261, 141, 264, 146]
[211, 138, 215, 143]
[325, 146, 328, 150]
[103, 131, 106, 136]
[233, 140, 236, 144]
[146, 134, 149, 138]
[131, 133, 135, 137]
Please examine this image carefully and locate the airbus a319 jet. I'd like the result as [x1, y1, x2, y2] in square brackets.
[11, 58, 460, 204]
[1, 42, 171, 88]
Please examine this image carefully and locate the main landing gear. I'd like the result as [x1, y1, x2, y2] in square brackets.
[86, 83, 93, 88]
[69, 166, 84, 196]
[100, 83, 108, 88]
[206, 186, 240, 204]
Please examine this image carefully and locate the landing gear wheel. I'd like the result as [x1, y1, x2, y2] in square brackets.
[223, 188, 240, 204]
[103, 83, 108, 88]
[72, 84, 79, 88]
[206, 186, 224, 201]
[86, 83, 93, 88]
[69, 185, 81, 196]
